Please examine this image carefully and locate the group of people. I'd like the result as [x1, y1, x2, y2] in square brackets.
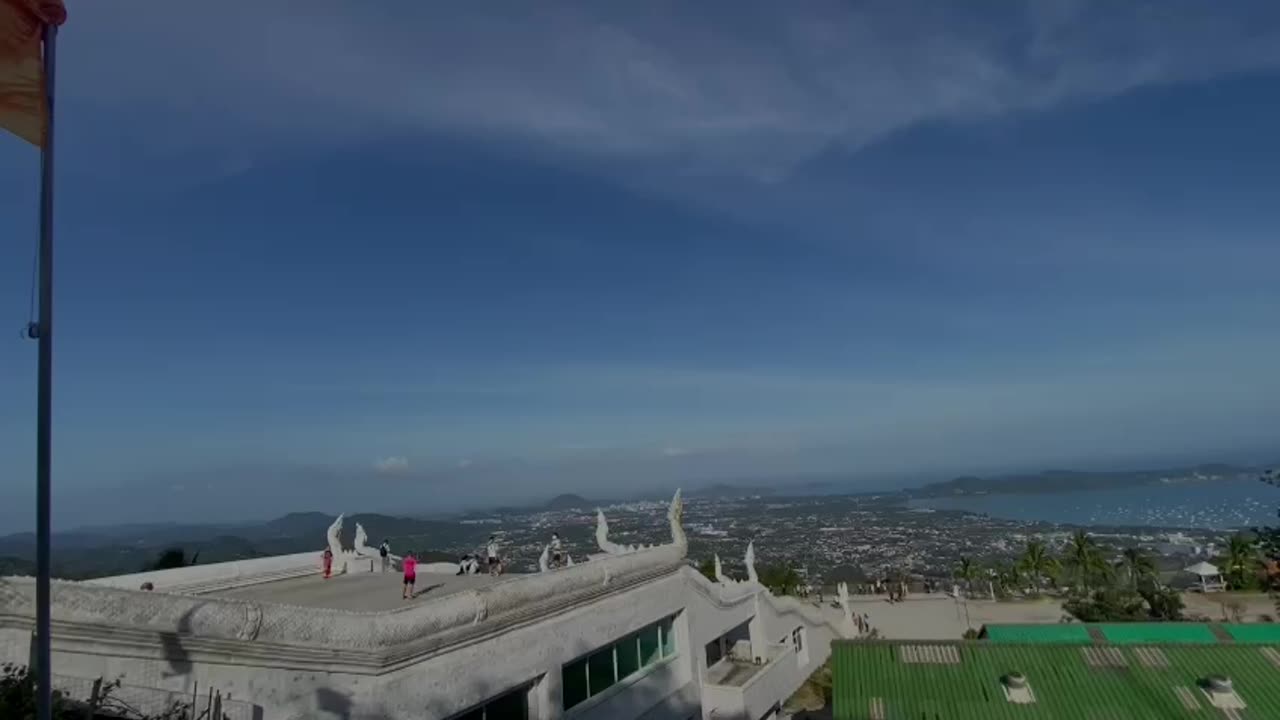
[319, 539, 420, 599]
[457, 534, 507, 577]
[320, 539, 398, 575]
[320, 532, 572, 600]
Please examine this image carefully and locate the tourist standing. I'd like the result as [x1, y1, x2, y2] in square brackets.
[379, 539, 391, 573]
[486, 535, 501, 576]
[402, 553, 417, 600]
[322, 547, 333, 579]
[550, 532, 563, 568]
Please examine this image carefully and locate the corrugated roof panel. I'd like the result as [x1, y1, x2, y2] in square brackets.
[832, 641, 1280, 720]
[1097, 623, 1218, 644]
[982, 624, 1093, 644]
[1222, 623, 1280, 644]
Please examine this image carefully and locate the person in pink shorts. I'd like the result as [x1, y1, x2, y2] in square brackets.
[401, 553, 417, 599]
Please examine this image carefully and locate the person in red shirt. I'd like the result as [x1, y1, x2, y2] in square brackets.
[401, 553, 417, 599]
[322, 548, 333, 579]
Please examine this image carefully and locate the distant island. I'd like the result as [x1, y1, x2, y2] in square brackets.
[544, 493, 592, 510]
[911, 463, 1264, 497]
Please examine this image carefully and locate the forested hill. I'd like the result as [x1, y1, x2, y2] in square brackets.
[912, 463, 1262, 497]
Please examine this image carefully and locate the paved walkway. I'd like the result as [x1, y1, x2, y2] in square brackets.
[807, 594, 1068, 640]
[217, 571, 503, 612]
[1180, 591, 1276, 623]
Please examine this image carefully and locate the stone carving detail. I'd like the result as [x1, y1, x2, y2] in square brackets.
[708, 543, 762, 586]
[837, 581, 856, 636]
[595, 488, 683, 557]
[668, 489, 686, 547]
[324, 515, 406, 574]
[326, 514, 345, 560]
[238, 603, 264, 641]
[596, 510, 630, 555]
[353, 523, 400, 562]
[0, 540, 688, 657]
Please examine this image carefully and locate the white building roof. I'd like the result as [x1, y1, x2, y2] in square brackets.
[1183, 560, 1220, 576]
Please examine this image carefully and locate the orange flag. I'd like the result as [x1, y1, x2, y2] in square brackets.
[0, 0, 66, 146]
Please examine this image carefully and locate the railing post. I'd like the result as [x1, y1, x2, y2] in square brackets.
[84, 677, 101, 720]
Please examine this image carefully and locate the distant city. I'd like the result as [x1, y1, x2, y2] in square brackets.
[3, 459, 1274, 587]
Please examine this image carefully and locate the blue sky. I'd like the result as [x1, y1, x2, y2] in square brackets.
[3, 1, 1280, 530]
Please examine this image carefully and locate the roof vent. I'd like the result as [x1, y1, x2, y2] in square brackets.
[1207, 676, 1233, 693]
[1002, 672, 1035, 704]
[1200, 675, 1245, 710]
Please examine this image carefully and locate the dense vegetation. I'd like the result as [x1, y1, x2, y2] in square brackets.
[0, 664, 187, 720]
[956, 526, 1277, 622]
[1258, 469, 1280, 610]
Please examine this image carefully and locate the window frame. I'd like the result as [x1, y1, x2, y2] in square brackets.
[562, 614, 681, 713]
[446, 682, 531, 720]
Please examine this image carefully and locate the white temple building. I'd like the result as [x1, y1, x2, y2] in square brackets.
[0, 491, 851, 719]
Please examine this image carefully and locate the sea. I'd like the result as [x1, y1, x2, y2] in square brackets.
[907, 478, 1277, 530]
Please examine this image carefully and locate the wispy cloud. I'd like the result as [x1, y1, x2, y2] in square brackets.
[373, 456, 409, 474]
[61, 1, 1280, 178]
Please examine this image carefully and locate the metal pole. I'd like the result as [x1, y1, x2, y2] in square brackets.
[35, 21, 59, 720]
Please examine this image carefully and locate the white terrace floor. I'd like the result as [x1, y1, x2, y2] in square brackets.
[216, 571, 505, 612]
[810, 594, 1068, 640]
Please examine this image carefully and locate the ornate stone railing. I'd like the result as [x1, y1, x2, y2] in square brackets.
[682, 565, 760, 610]
[0, 541, 687, 669]
[84, 552, 320, 594]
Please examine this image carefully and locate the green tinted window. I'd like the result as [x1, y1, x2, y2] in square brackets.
[562, 658, 588, 709]
[616, 634, 641, 679]
[588, 649, 617, 695]
[660, 617, 677, 657]
[639, 625, 662, 667]
[483, 688, 527, 720]
[561, 615, 678, 710]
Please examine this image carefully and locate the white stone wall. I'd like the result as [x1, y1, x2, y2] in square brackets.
[41, 571, 697, 720]
[2, 557, 841, 720]
[0, 625, 30, 665]
[7, 569, 701, 720]
[84, 552, 319, 594]
[679, 567, 845, 720]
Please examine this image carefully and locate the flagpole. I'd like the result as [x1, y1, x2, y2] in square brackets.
[34, 21, 58, 720]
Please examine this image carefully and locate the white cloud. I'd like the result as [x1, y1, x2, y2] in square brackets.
[61, 1, 1280, 178]
[373, 456, 410, 474]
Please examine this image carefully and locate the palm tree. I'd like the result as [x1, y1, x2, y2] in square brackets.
[1065, 530, 1110, 592]
[1117, 547, 1156, 590]
[994, 563, 1022, 598]
[1018, 539, 1058, 594]
[1222, 534, 1259, 590]
[956, 556, 979, 597]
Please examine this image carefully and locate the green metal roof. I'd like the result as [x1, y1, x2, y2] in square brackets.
[1096, 623, 1218, 645]
[833, 641, 1280, 719]
[1223, 624, 1280, 644]
[980, 624, 1093, 644]
[981, 622, 1237, 645]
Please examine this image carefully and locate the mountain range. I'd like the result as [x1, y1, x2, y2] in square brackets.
[910, 463, 1268, 498]
[0, 512, 470, 580]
